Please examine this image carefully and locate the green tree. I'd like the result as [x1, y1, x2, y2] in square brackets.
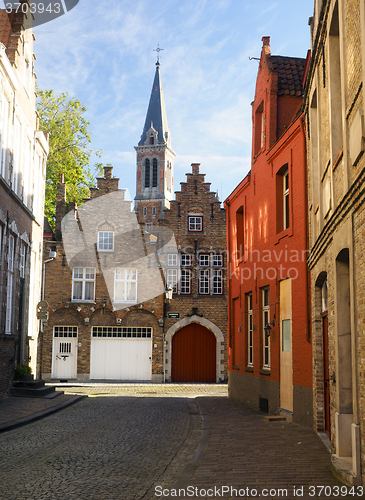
[37, 88, 102, 227]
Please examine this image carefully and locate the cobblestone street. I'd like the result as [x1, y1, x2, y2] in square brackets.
[0, 385, 359, 500]
[0, 385, 225, 500]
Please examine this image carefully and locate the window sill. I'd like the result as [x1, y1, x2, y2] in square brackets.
[231, 365, 240, 371]
[259, 368, 271, 376]
[245, 365, 254, 373]
[71, 300, 96, 304]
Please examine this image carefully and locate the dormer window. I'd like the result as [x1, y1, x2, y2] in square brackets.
[149, 136, 154, 145]
[98, 231, 114, 251]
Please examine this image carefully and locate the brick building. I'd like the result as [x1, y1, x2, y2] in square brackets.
[304, 0, 365, 485]
[41, 61, 227, 383]
[158, 163, 227, 383]
[0, 2, 49, 397]
[224, 38, 312, 426]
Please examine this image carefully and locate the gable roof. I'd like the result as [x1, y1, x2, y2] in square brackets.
[268, 55, 306, 97]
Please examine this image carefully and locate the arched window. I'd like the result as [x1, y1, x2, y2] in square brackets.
[145, 159, 150, 188]
[152, 158, 158, 187]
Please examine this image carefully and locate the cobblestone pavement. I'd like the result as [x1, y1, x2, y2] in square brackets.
[0, 386, 218, 500]
[57, 383, 228, 398]
[0, 387, 360, 500]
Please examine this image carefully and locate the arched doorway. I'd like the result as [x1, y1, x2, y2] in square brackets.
[171, 323, 216, 382]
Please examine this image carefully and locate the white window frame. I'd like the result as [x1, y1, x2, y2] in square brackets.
[188, 216, 202, 232]
[199, 254, 210, 267]
[97, 231, 114, 252]
[180, 269, 191, 294]
[20, 243, 26, 278]
[72, 267, 96, 302]
[143, 207, 147, 218]
[199, 269, 210, 294]
[262, 287, 270, 368]
[212, 254, 223, 267]
[166, 268, 178, 293]
[212, 269, 223, 295]
[152, 206, 156, 218]
[114, 268, 137, 303]
[53, 326, 78, 338]
[5, 235, 15, 334]
[168, 254, 178, 267]
[283, 170, 289, 230]
[181, 254, 191, 267]
[247, 293, 253, 366]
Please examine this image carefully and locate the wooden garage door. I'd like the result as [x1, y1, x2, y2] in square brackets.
[171, 323, 216, 382]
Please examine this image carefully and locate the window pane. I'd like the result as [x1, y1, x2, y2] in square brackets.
[115, 282, 125, 301]
[282, 319, 291, 352]
[84, 281, 94, 301]
[73, 281, 83, 300]
[127, 282, 137, 301]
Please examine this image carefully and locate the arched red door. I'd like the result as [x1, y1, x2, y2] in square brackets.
[171, 323, 216, 382]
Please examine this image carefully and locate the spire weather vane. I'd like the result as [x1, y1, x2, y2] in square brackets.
[154, 44, 163, 64]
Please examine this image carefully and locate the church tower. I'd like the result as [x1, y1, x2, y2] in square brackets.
[134, 58, 176, 222]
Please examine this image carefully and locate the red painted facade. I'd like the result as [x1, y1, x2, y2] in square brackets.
[224, 38, 312, 426]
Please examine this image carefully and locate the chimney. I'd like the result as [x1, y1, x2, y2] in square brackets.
[104, 166, 113, 178]
[54, 175, 66, 241]
[191, 163, 200, 175]
[262, 36, 271, 55]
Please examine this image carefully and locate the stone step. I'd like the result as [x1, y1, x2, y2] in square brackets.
[10, 385, 57, 398]
[12, 379, 45, 390]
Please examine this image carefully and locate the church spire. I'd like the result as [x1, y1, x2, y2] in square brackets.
[134, 58, 176, 219]
[139, 61, 170, 146]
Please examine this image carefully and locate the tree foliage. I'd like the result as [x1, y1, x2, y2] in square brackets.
[37, 88, 102, 227]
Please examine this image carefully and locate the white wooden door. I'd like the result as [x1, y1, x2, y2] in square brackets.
[52, 338, 78, 379]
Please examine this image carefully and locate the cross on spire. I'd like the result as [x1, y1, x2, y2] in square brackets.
[154, 44, 163, 65]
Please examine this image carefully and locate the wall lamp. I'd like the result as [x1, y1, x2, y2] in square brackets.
[264, 319, 275, 337]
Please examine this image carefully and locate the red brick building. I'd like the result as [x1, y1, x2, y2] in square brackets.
[224, 37, 312, 426]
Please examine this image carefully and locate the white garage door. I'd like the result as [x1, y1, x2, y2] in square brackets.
[90, 326, 152, 381]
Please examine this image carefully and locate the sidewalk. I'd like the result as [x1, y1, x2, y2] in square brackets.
[0, 393, 84, 432]
[170, 397, 359, 500]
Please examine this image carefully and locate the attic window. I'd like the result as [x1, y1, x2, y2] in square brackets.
[149, 136, 154, 145]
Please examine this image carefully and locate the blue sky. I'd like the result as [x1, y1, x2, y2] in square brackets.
[29, 0, 313, 202]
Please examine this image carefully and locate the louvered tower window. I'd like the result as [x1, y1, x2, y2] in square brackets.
[152, 158, 158, 187]
[145, 159, 150, 188]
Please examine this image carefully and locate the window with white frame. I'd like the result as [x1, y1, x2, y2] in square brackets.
[114, 268, 137, 303]
[72, 268, 95, 302]
[212, 269, 223, 295]
[98, 231, 114, 251]
[54, 326, 78, 338]
[212, 254, 223, 267]
[188, 216, 202, 232]
[20, 243, 26, 278]
[247, 293, 253, 366]
[5, 235, 14, 334]
[262, 287, 270, 368]
[181, 254, 191, 267]
[167, 254, 178, 267]
[152, 206, 156, 218]
[199, 254, 209, 267]
[180, 269, 191, 294]
[199, 269, 210, 294]
[283, 170, 289, 230]
[167, 268, 178, 293]
[143, 207, 147, 218]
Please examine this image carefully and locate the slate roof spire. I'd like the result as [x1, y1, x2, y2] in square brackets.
[139, 62, 170, 146]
